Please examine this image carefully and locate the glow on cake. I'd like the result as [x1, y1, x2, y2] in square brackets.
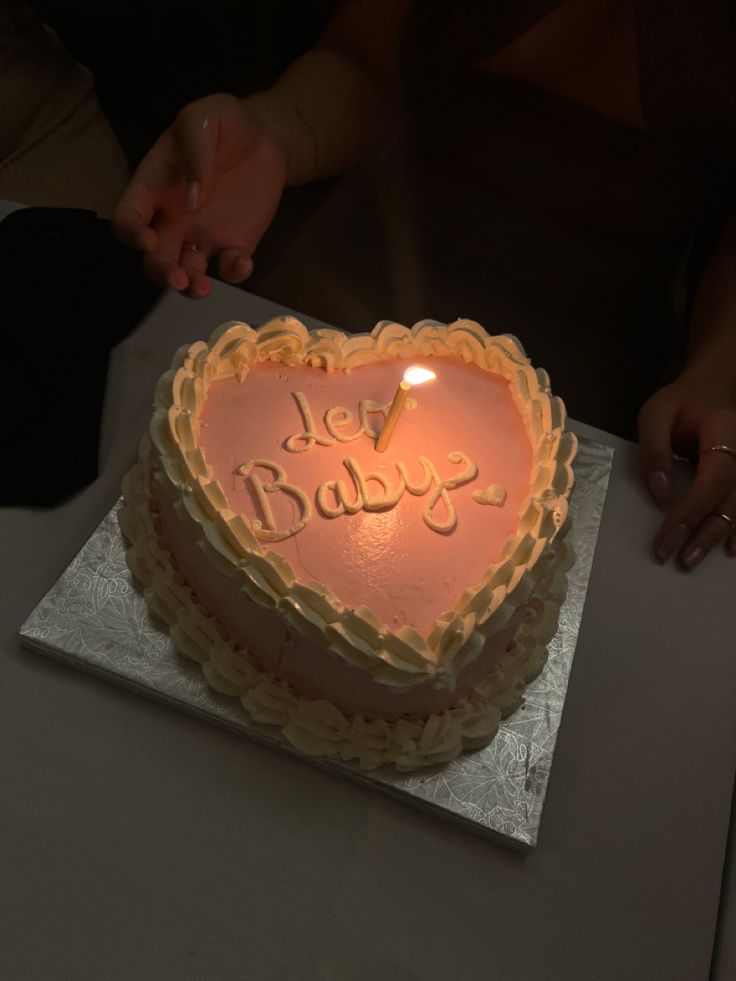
[120, 317, 577, 770]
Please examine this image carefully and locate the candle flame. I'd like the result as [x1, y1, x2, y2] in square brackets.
[402, 365, 436, 387]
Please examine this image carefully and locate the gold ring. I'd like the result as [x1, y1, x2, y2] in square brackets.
[702, 444, 736, 458]
[713, 511, 736, 533]
[182, 242, 200, 253]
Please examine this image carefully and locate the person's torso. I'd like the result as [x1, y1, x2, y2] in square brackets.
[476, 0, 645, 132]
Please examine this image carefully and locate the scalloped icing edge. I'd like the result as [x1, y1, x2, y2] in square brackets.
[130, 316, 577, 692]
[120, 457, 573, 771]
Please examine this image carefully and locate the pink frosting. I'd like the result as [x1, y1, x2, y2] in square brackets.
[199, 357, 532, 635]
[156, 487, 525, 719]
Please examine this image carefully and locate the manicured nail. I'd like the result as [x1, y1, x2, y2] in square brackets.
[236, 256, 253, 280]
[186, 180, 199, 212]
[656, 523, 689, 562]
[680, 545, 704, 570]
[647, 471, 671, 507]
[167, 270, 187, 291]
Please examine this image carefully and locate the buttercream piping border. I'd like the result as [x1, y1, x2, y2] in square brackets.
[120, 461, 571, 772]
[141, 317, 577, 691]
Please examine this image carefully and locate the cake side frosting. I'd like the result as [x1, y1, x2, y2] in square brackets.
[132, 317, 577, 696]
[121, 453, 571, 770]
[153, 478, 552, 717]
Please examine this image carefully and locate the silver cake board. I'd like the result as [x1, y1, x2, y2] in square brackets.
[19, 435, 613, 851]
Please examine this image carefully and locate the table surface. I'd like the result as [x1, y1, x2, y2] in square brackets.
[3, 283, 736, 981]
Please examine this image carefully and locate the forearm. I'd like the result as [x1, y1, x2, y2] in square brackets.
[244, 0, 413, 185]
[682, 214, 736, 395]
[247, 47, 395, 186]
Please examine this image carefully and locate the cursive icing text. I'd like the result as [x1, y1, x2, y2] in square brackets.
[237, 451, 478, 540]
[237, 459, 312, 542]
[284, 391, 391, 453]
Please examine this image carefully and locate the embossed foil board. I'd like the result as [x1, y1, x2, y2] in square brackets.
[20, 435, 612, 850]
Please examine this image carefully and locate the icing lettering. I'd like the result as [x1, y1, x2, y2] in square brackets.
[236, 392, 494, 541]
[318, 458, 405, 517]
[238, 452, 479, 539]
[399, 452, 478, 534]
[283, 392, 334, 453]
[237, 459, 311, 542]
[324, 400, 387, 443]
[284, 392, 389, 452]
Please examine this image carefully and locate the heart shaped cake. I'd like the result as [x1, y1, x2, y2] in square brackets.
[121, 317, 577, 769]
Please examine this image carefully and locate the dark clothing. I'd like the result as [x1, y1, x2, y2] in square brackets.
[1, 207, 162, 507]
[389, 0, 736, 434]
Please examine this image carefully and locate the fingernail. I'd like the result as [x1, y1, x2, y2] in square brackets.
[186, 180, 199, 212]
[167, 270, 187, 291]
[656, 523, 689, 562]
[680, 545, 704, 570]
[236, 257, 253, 280]
[647, 471, 671, 507]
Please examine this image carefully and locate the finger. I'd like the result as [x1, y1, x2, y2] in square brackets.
[654, 450, 736, 562]
[678, 490, 736, 570]
[178, 237, 215, 299]
[184, 275, 214, 300]
[111, 203, 158, 252]
[171, 99, 222, 210]
[111, 132, 181, 248]
[218, 247, 253, 284]
[638, 395, 678, 507]
[143, 220, 190, 291]
[179, 243, 209, 285]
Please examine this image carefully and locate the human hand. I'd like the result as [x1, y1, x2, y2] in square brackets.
[639, 375, 736, 569]
[112, 94, 288, 299]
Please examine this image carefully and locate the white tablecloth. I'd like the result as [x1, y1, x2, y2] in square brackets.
[2, 283, 735, 981]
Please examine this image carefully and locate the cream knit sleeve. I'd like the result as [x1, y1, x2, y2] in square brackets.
[0, 1, 129, 217]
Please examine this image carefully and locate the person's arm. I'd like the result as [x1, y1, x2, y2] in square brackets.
[639, 214, 736, 568]
[249, 0, 414, 186]
[112, 0, 414, 296]
[681, 216, 736, 390]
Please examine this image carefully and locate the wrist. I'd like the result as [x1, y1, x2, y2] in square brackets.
[678, 346, 736, 400]
[246, 49, 391, 186]
[245, 92, 319, 186]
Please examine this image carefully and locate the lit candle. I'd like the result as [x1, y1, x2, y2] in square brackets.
[376, 365, 436, 453]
